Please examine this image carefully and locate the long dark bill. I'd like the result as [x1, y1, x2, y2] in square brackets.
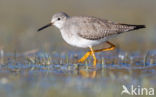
[37, 23, 52, 32]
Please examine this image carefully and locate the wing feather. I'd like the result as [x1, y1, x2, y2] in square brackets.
[71, 16, 135, 40]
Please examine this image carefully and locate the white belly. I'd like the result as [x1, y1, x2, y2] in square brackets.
[60, 30, 106, 48]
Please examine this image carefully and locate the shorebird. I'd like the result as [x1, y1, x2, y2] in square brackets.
[37, 12, 145, 67]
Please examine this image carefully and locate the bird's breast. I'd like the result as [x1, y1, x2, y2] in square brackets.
[60, 29, 79, 47]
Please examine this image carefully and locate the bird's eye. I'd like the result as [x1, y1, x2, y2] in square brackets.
[57, 18, 61, 20]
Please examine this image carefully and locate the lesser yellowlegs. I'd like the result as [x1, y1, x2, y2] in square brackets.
[38, 12, 146, 67]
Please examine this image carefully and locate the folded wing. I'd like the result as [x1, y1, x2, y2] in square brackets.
[76, 16, 145, 40]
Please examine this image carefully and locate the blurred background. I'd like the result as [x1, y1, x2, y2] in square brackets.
[0, 1, 156, 97]
[0, 0, 155, 52]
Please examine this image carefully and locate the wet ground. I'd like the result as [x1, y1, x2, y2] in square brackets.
[0, 50, 156, 97]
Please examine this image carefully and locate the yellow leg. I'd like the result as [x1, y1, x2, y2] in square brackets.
[77, 51, 91, 63]
[94, 41, 116, 52]
[78, 41, 116, 63]
[90, 47, 97, 67]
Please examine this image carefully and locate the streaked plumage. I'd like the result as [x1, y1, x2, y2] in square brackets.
[66, 16, 136, 40]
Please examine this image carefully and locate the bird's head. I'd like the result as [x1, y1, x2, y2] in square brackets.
[37, 12, 69, 32]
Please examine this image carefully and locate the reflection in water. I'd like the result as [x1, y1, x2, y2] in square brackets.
[79, 70, 96, 78]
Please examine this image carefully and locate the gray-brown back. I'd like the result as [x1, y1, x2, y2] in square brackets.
[64, 16, 136, 40]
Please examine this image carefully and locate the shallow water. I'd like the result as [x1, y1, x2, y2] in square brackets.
[0, 50, 156, 97]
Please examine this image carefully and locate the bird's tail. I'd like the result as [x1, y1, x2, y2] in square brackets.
[133, 25, 146, 30]
[120, 24, 146, 31]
